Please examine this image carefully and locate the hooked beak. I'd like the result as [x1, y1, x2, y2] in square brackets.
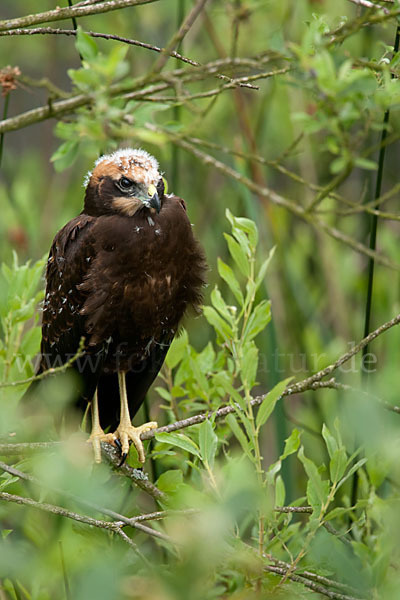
[147, 184, 161, 214]
[149, 191, 161, 213]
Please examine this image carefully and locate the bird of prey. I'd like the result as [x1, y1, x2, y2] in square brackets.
[29, 148, 206, 464]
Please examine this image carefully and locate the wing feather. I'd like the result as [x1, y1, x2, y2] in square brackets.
[40, 214, 97, 368]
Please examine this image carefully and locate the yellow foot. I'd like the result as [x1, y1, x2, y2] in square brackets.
[114, 421, 158, 463]
[87, 429, 116, 464]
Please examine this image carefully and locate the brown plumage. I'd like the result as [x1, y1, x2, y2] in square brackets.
[29, 148, 206, 463]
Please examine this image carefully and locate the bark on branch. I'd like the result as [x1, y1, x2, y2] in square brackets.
[0, 0, 158, 32]
[1, 312, 399, 455]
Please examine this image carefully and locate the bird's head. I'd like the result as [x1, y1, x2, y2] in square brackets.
[83, 148, 165, 217]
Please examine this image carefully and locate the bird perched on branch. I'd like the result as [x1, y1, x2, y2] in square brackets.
[28, 148, 206, 464]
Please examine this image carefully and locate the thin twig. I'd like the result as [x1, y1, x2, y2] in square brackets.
[0, 27, 257, 90]
[1, 313, 399, 454]
[284, 312, 400, 396]
[142, 68, 290, 102]
[328, 6, 400, 45]
[0, 491, 123, 531]
[0, 337, 86, 388]
[264, 564, 364, 600]
[149, 0, 209, 76]
[147, 127, 400, 271]
[184, 134, 400, 222]
[0, 441, 166, 500]
[0, 459, 168, 538]
[275, 506, 312, 514]
[346, 0, 390, 13]
[264, 553, 366, 598]
[100, 442, 166, 500]
[0, 56, 272, 134]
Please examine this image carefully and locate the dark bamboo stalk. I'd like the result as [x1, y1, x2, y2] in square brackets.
[351, 25, 400, 507]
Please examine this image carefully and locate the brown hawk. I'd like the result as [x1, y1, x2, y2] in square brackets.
[28, 148, 206, 464]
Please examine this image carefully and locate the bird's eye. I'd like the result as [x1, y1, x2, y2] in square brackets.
[119, 177, 133, 190]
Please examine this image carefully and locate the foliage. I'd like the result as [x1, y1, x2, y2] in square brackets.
[51, 28, 169, 171]
[1, 0, 400, 599]
[0, 213, 399, 600]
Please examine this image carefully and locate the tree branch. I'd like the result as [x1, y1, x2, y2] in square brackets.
[0, 490, 123, 531]
[0, 0, 159, 32]
[346, 0, 391, 13]
[0, 459, 170, 542]
[0, 55, 272, 134]
[1, 313, 398, 455]
[328, 5, 400, 44]
[265, 553, 365, 598]
[0, 27, 200, 67]
[265, 563, 363, 600]
[100, 442, 166, 500]
[149, 0, 209, 75]
[0, 442, 166, 500]
[283, 312, 400, 396]
[0, 27, 259, 90]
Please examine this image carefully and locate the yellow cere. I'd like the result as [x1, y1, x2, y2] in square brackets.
[148, 184, 157, 197]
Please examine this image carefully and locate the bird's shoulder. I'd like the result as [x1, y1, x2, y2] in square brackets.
[47, 214, 96, 268]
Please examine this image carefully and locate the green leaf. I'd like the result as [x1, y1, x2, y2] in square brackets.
[203, 306, 232, 340]
[68, 66, 100, 89]
[337, 458, 367, 490]
[330, 448, 347, 484]
[233, 217, 259, 249]
[243, 300, 271, 342]
[324, 506, 352, 521]
[211, 287, 234, 323]
[255, 247, 275, 292]
[240, 341, 258, 389]
[165, 330, 188, 369]
[156, 469, 183, 494]
[354, 157, 377, 171]
[212, 371, 245, 409]
[51, 140, 79, 172]
[199, 419, 218, 468]
[321, 424, 338, 459]
[155, 386, 171, 402]
[75, 27, 99, 62]
[266, 459, 281, 485]
[298, 446, 329, 512]
[224, 234, 250, 277]
[226, 414, 253, 460]
[225, 209, 252, 254]
[20, 326, 41, 357]
[155, 432, 201, 459]
[256, 377, 292, 430]
[322, 420, 347, 483]
[217, 258, 244, 305]
[330, 155, 348, 174]
[280, 428, 301, 460]
[196, 342, 216, 373]
[275, 475, 286, 507]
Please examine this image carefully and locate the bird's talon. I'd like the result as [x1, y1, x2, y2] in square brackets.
[113, 421, 157, 465]
[118, 452, 128, 467]
[87, 429, 116, 463]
